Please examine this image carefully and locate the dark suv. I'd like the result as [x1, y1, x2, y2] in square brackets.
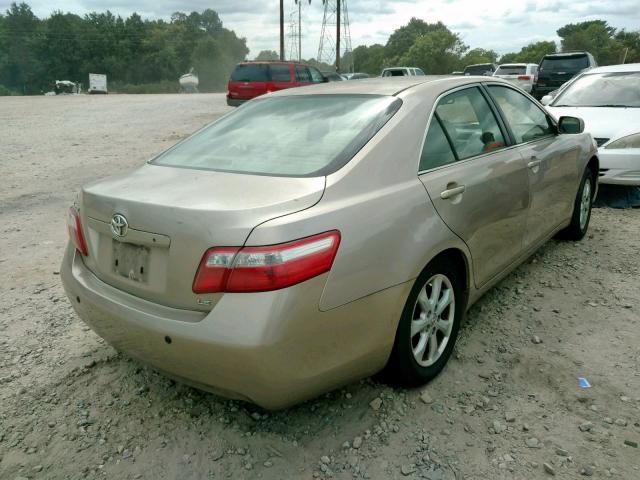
[533, 52, 597, 99]
[227, 61, 327, 106]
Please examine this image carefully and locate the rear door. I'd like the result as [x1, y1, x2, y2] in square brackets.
[485, 84, 579, 248]
[268, 63, 294, 92]
[418, 85, 530, 287]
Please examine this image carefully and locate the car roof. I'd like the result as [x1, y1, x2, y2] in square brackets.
[584, 63, 640, 74]
[542, 52, 589, 58]
[465, 63, 495, 68]
[498, 63, 536, 67]
[268, 75, 507, 97]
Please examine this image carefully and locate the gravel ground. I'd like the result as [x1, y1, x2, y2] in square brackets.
[1, 94, 639, 480]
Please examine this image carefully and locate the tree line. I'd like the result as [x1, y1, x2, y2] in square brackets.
[0, 2, 248, 94]
[2, 2, 639, 95]
[352, 18, 640, 75]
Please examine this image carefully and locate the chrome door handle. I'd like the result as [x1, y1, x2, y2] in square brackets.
[527, 159, 542, 169]
[440, 185, 466, 199]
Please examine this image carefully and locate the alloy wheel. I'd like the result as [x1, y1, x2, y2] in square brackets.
[410, 274, 455, 367]
[579, 179, 592, 231]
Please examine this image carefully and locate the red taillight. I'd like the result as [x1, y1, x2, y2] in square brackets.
[192, 247, 240, 294]
[517, 75, 531, 80]
[67, 206, 88, 256]
[192, 231, 341, 294]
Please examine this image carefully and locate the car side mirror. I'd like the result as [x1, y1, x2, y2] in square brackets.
[540, 95, 553, 106]
[558, 116, 585, 134]
[322, 76, 329, 83]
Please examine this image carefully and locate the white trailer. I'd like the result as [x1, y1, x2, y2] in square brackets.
[88, 73, 108, 94]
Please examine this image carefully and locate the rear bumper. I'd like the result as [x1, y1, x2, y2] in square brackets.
[598, 149, 640, 186]
[61, 244, 407, 409]
[226, 96, 248, 107]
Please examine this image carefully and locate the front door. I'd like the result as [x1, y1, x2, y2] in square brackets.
[486, 84, 579, 248]
[418, 86, 530, 287]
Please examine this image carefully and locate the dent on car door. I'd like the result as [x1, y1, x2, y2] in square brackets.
[418, 86, 530, 288]
[485, 84, 580, 249]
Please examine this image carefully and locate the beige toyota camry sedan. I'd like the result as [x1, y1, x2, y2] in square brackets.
[62, 76, 598, 409]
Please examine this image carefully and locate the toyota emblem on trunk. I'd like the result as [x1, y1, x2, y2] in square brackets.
[110, 213, 128, 237]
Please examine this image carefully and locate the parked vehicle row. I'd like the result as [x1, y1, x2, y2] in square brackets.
[63, 75, 598, 408]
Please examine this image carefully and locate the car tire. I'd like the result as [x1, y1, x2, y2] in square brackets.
[558, 168, 594, 241]
[385, 257, 464, 387]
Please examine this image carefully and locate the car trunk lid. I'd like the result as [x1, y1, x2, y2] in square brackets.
[79, 164, 325, 311]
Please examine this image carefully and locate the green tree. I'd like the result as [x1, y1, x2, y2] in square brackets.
[399, 23, 467, 74]
[499, 41, 556, 64]
[615, 30, 640, 63]
[557, 20, 624, 65]
[352, 44, 385, 74]
[385, 17, 443, 62]
[462, 48, 498, 66]
[254, 50, 279, 61]
[1, 2, 42, 93]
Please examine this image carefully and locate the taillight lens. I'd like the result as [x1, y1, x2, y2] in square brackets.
[192, 247, 240, 294]
[192, 231, 341, 294]
[517, 75, 531, 80]
[67, 206, 88, 256]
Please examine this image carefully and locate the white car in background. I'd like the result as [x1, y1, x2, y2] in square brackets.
[546, 64, 640, 185]
[493, 63, 538, 93]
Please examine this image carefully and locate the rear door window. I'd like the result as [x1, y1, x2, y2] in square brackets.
[420, 117, 456, 171]
[230, 64, 270, 82]
[270, 64, 292, 82]
[434, 87, 506, 160]
[488, 85, 554, 143]
[295, 66, 311, 82]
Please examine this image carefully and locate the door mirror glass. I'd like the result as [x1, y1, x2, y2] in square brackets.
[558, 116, 585, 134]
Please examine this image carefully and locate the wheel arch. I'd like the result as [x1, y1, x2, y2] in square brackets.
[420, 247, 471, 311]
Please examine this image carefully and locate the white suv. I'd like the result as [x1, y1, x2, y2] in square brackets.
[493, 63, 538, 93]
[381, 67, 425, 77]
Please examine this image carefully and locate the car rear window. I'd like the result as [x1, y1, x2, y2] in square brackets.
[230, 64, 295, 82]
[495, 65, 526, 75]
[540, 55, 589, 72]
[151, 95, 402, 177]
[383, 69, 405, 77]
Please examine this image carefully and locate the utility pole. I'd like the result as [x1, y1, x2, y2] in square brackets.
[335, 0, 341, 72]
[280, 0, 285, 60]
[298, 0, 302, 62]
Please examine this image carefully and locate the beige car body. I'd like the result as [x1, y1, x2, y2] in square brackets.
[61, 76, 598, 409]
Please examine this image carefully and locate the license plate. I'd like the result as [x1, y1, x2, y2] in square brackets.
[113, 241, 150, 283]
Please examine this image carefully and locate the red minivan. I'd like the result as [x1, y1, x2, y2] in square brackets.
[227, 61, 327, 106]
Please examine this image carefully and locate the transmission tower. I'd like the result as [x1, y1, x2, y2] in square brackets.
[287, 0, 311, 62]
[317, 0, 353, 73]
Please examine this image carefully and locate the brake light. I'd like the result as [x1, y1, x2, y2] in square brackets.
[67, 206, 88, 256]
[517, 75, 531, 80]
[192, 231, 341, 294]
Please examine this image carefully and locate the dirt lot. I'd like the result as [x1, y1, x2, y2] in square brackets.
[1, 94, 639, 480]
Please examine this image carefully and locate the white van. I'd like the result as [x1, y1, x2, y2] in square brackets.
[493, 63, 538, 93]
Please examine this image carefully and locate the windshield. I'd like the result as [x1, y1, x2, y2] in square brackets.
[152, 95, 402, 176]
[552, 72, 640, 107]
[540, 56, 588, 73]
[495, 65, 526, 75]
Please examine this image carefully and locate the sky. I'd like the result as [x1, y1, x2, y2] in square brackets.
[3, 0, 640, 60]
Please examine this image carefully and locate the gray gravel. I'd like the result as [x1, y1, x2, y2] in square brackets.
[1, 93, 640, 479]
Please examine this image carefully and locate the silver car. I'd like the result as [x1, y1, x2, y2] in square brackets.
[62, 77, 598, 409]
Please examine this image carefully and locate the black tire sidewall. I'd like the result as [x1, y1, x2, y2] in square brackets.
[389, 258, 464, 387]
[569, 169, 594, 239]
